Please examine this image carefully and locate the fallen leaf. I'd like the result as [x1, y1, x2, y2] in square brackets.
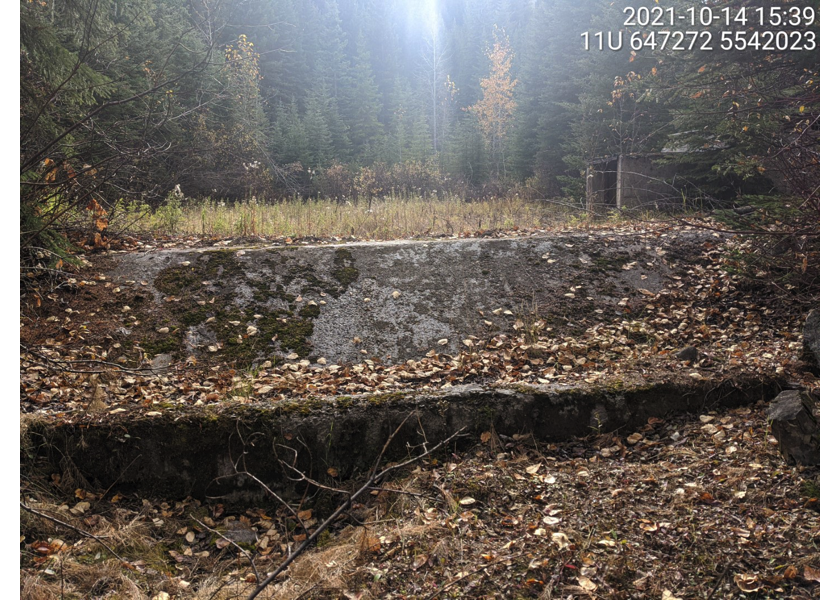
[70, 501, 90, 515]
[577, 576, 597, 592]
[734, 573, 762, 592]
[551, 531, 570, 549]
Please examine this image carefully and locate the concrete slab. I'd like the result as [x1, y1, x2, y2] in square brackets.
[109, 231, 714, 365]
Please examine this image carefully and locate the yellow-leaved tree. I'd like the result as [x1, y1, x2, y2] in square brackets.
[469, 26, 517, 180]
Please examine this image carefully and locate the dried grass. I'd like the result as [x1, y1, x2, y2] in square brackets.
[21, 560, 147, 600]
[126, 195, 576, 239]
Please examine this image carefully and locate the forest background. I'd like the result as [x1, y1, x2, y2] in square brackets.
[19, 0, 819, 262]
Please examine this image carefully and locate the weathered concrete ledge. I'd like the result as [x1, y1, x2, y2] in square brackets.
[108, 232, 715, 366]
[23, 378, 781, 505]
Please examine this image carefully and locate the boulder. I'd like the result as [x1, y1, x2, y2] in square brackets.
[766, 390, 819, 466]
[802, 308, 819, 375]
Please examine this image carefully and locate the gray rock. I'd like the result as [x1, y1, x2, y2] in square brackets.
[802, 308, 819, 374]
[151, 353, 173, 373]
[675, 346, 698, 363]
[220, 521, 258, 545]
[767, 390, 819, 466]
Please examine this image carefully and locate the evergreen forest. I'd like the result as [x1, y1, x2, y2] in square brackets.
[21, 0, 819, 284]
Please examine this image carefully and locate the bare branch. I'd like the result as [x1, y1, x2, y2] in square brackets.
[20, 343, 155, 375]
[246, 421, 467, 599]
[21, 501, 127, 564]
[192, 517, 261, 585]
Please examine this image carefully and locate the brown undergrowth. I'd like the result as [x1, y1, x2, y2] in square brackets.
[21, 400, 819, 599]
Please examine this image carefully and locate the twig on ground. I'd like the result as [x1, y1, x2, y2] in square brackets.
[21, 343, 154, 374]
[422, 551, 525, 600]
[706, 564, 731, 600]
[192, 517, 261, 585]
[97, 455, 141, 505]
[20, 501, 127, 564]
[241, 472, 311, 537]
[246, 416, 466, 600]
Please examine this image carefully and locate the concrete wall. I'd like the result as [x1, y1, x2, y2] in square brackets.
[109, 233, 709, 365]
[617, 154, 683, 210]
[586, 159, 617, 213]
[588, 154, 683, 212]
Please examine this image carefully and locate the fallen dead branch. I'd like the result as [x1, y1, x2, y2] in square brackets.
[20, 501, 127, 564]
[247, 415, 467, 599]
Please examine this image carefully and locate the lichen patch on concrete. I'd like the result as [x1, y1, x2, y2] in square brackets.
[109, 231, 716, 366]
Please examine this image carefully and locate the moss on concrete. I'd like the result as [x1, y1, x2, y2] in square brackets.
[588, 251, 631, 273]
[151, 248, 351, 365]
[366, 392, 410, 405]
[141, 336, 181, 357]
[331, 248, 359, 289]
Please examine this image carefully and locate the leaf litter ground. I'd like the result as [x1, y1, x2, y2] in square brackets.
[21, 223, 814, 416]
[20, 223, 819, 598]
[22, 402, 819, 599]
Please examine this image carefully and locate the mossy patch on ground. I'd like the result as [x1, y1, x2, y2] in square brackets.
[588, 251, 632, 273]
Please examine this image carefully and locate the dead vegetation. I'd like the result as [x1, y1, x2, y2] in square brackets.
[21, 400, 819, 599]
